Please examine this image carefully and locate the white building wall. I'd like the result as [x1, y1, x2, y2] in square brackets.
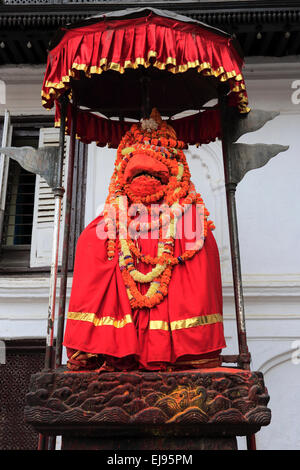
[0, 59, 299, 450]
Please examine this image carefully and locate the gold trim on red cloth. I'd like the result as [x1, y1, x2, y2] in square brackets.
[67, 311, 223, 330]
[149, 314, 223, 331]
[41, 58, 250, 114]
[67, 312, 133, 328]
[170, 356, 222, 369]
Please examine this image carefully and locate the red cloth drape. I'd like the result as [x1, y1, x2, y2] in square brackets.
[63, 206, 226, 370]
[55, 103, 222, 148]
[43, 12, 249, 145]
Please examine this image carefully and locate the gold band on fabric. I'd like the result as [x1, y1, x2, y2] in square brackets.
[171, 313, 223, 331]
[43, 58, 244, 89]
[67, 312, 133, 328]
[41, 55, 250, 113]
[67, 311, 222, 331]
[149, 320, 170, 331]
[175, 357, 220, 366]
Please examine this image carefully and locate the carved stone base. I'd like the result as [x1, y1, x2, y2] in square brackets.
[25, 366, 271, 450]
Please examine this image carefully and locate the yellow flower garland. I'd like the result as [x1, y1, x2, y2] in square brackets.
[102, 112, 215, 309]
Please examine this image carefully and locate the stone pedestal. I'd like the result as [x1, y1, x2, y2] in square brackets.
[25, 367, 271, 450]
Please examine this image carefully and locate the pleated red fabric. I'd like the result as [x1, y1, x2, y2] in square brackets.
[42, 13, 249, 113]
[63, 208, 226, 370]
[56, 103, 223, 148]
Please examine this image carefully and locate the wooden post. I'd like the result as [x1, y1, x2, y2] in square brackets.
[55, 98, 78, 369]
[46, 97, 77, 451]
[218, 87, 251, 371]
[218, 87, 255, 451]
[38, 93, 68, 451]
[43, 93, 68, 371]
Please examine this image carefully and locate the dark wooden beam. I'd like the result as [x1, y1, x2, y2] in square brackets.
[274, 31, 292, 56]
[242, 31, 257, 56]
[288, 30, 300, 55]
[1, 2, 300, 29]
[0, 115, 54, 126]
[30, 37, 47, 63]
[0, 1, 300, 63]
[5, 38, 24, 64]
[17, 35, 39, 63]
[0, 43, 13, 65]
[258, 31, 275, 56]
[68, 140, 88, 270]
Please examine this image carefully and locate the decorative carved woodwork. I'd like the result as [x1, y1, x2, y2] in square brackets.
[0, 2, 300, 63]
[25, 367, 271, 449]
[0, 339, 46, 450]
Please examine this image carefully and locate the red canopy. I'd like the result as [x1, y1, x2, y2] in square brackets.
[42, 8, 250, 147]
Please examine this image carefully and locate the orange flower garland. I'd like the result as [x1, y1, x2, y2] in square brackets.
[102, 109, 215, 309]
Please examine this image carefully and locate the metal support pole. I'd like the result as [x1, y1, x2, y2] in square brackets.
[55, 99, 77, 369]
[38, 93, 68, 451]
[46, 100, 77, 451]
[0, 110, 12, 245]
[37, 433, 47, 452]
[140, 74, 151, 119]
[43, 93, 68, 371]
[224, 181, 251, 368]
[218, 88, 251, 370]
[44, 193, 64, 370]
[218, 88, 255, 451]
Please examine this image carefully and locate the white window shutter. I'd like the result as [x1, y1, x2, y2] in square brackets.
[0, 110, 13, 236]
[30, 128, 69, 268]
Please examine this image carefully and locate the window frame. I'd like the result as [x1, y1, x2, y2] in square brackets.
[0, 114, 88, 274]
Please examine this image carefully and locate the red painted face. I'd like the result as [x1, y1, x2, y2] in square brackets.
[123, 153, 169, 197]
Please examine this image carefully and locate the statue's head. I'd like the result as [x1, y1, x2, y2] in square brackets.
[107, 108, 192, 205]
[103, 108, 214, 276]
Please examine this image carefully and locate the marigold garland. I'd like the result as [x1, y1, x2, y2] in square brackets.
[102, 109, 215, 309]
